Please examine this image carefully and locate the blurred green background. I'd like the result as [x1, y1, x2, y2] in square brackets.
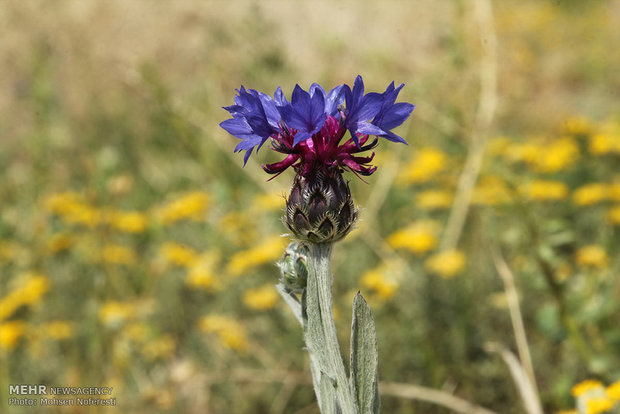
[1, 1, 620, 413]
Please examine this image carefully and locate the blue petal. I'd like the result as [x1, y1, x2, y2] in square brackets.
[381, 130, 408, 144]
[355, 122, 385, 136]
[379, 103, 415, 130]
[309, 83, 326, 99]
[274, 86, 288, 106]
[325, 85, 345, 116]
[257, 91, 280, 130]
[220, 117, 252, 137]
[292, 130, 312, 147]
[356, 92, 383, 121]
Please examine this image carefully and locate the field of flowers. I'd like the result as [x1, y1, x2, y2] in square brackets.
[1, 1, 620, 413]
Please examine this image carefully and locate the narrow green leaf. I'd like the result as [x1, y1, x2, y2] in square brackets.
[350, 292, 380, 414]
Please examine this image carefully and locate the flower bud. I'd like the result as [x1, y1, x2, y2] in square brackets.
[277, 241, 309, 293]
[285, 168, 357, 244]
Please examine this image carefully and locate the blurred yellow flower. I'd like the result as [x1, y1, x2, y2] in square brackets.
[44, 192, 101, 227]
[386, 221, 438, 255]
[141, 334, 175, 361]
[0, 320, 26, 350]
[425, 250, 466, 279]
[503, 137, 579, 173]
[101, 244, 137, 265]
[99, 301, 135, 327]
[106, 210, 148, 233]
[416, 189, 453, 210]
[531, 137, 579, 173]
[185, 252, 220, 291]
[505, 141, 539, 164]
[43, 191, 82, 214]
[572, 379, 604, 397]
[361, 264, 401, 301]
[607, 380, 620, 400]
[563, 115, 593, 136]
[0, 273, 50, 322]
[397, 147, 447, 185]
[572, 183, 611, 206]
[199, 315, 248, 352]
[155, 191, 210, 225]
[472, 176, 513, 206]
[243, 284, 279, 310]
[47, 232, 74, 253]
[160, 242, 198, 266]
[575, 245, 609, 269]
[585, 397, 614, 414]
[217, 211, 257, 246]
[123, 322, 149, 344]
[589, 133, 620, 155]
[43, 321, 74, 340]
[252, 193, 284, 212]
[519, 180, 568, 201]
[226, 235, 287, 276]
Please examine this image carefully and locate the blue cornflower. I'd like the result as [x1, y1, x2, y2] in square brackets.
[220, 76, 415, 176]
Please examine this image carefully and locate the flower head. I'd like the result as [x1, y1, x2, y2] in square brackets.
[220, 75, 415, 178]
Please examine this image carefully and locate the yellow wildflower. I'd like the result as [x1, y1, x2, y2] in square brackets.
[47, 232, 74, 253]
[472, 176, 513, 206]
[43, 191, 82, 214]
[199, 315, 248, 352]
[185, 252, 220, 291]
[106, 210, 148, 233]
[572, 183, 611, 206]
[101, 244, 136, 265]
[531, 137, 579, 173]
[572, 380, 604, 397]
[589, 133, 620, 155]
[43, 321, 73, 340]
[416, 190, 453, 210]
[576, 245, 609, 269]
[252, 193, 284, 212]
[226, 235, 287, 276]
[123, 322, 149, 344]
[607, 381, 620, 401]
[217, 211, 257, 246]
[425, 249, 466, 279]
[0, 273, 50, 321]
[243, 284, 279, 310]
[160, 242, 198, 266]
[99, 301, 135, 327]
[386, 221, 438, 255]
[585, 397, 614, 414]
[505, 141, 539, 164]
[44, 193, 102, 227]
[361, 264, 400, 301]
[141, 334, 175, 361]
[155, 191, 210, 225]
[0, 321, 26, 350]
[607, 205, 620, 225]
[397, 148, 447, 185]
[518, 180, 568, 201]
[563, 115, 593, 136]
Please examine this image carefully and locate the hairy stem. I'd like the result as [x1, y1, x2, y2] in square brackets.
[305, 243, 357, 414]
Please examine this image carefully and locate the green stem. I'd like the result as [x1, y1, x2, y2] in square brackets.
[305, 243, 357, 414]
